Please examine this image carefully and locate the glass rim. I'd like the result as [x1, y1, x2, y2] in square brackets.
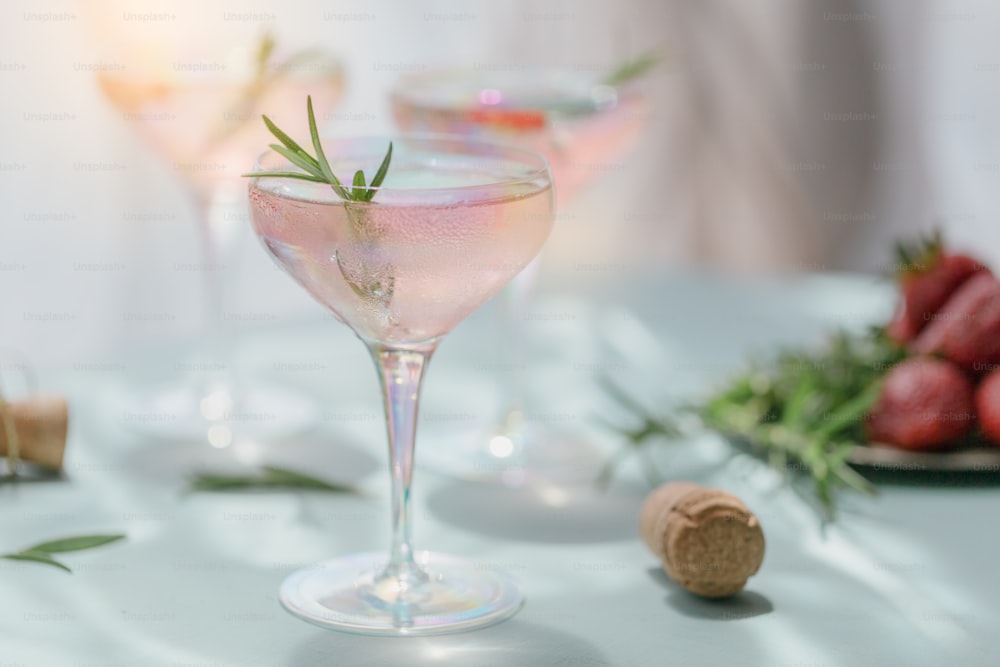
[248, 132, 553, 200]
[390, 65, 625, 89]
[388, 66, 632, 113]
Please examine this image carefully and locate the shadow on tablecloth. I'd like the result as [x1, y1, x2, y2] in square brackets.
[109, 429, 380, 488]
[647, 566, 774, 621]
[425, 479, 647, 544]
[287, 618, 613, 666]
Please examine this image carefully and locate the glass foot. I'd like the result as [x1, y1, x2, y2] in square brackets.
[121, 380, 319, 443]
[417, 421, 607, 485]
[279, 551, 523, 636]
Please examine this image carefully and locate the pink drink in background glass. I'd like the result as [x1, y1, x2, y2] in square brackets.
[98, 57, 342, 444]
[390, 68, 649, 483]
[391, 69, 647, 201]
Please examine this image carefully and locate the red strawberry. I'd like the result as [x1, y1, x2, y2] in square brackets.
[865, 357, 974, 451]
[886, 236, 987, 343]
[912, 273, 1000, 370]
[974, 369, 1000, 446]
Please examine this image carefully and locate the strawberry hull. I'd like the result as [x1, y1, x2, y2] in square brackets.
[912, 273, 1000, 371]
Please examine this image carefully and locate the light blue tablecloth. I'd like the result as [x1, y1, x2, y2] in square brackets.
[2, 273, 996, 666]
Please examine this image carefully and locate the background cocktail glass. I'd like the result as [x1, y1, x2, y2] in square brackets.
[248, 135, 554, 634]
[391, 68, 648, 483]
[98, 41, 342, 445]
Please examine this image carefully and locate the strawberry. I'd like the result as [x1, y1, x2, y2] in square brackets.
[886, 235, 987, 344]
[912, 272, 1000, 371]
[865, 357, 974, 451]
[974, 369, 1000, 446]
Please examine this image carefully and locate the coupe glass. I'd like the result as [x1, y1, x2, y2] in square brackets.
[98, 48, 342, 444]
[391, 68, 648, 483]
[247, 136, 555, 634]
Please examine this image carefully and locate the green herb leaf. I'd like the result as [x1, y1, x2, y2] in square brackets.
[262, 114, 311, 160]
[211, 33, 340, 147]
[247, 96, 393, 204]
[268, 143, 324, 178]
[600, 326, 904, 515]
[813, 380, 883, 443]
[306, 95, 350, 200]
[365, 141, 393, 201]
[26, 534, 125, 554]
[2, 551, 71, 573]
[241, 170, 327, 183]
[1, 533, 126, 573]
[602, 51, 659, 87]
[352, 169, 367, 199]
[188, 465, 359, 494]
[255, 31, 276, 76]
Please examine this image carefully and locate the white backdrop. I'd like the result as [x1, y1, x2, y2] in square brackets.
[1, 0, 998, 366]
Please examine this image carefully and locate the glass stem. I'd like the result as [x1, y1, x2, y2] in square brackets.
[199, 219, 228, 393]
[195, 186, 244, 412]
[369, 343, 435, 584]
[498, 256, 541, 433]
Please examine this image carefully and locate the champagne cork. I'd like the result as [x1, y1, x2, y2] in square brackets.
[0, 396, 68, 471]
[640, 482, 764, 598]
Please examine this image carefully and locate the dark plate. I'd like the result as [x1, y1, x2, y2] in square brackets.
[847, 442, 1000, 474]
[725, 432, 1000, 482]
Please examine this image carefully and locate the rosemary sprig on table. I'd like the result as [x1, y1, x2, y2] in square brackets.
[244, 95, 392, 203]
[602, 328, 907, 515]
[2, 534, 125, 573]
[188, 465, 359, 494]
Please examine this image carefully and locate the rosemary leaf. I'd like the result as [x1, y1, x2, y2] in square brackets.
[27, 534, 125, 554]
[602, 51, 659, 87]
[599, 327, 903, 514]
[365, 142, 394, 201]
[2, 533, 126, 573]
[248, 96, 393, 204]
[268, 143, 324, 178]
[188, 465, 359, 495]
[2, 551, 71, 572]
[263, 114, 311, 159]
[352, 169, 367, 197]
[306, 96, 347, 198]
[244, 170, 327, 183]
[255, 31, 276, 77]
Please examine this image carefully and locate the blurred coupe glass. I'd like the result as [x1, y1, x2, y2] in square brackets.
[391, 64, 649, 483]
[97, 32, 343, 444]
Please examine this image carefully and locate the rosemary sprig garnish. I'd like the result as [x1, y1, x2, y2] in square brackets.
[246, 97, 396, 307]
[601, 327, 906, 516]
[2, 534, 125, 573]
[245, 95, 392, 203]
[187, 465, 360, 494]
[601, 51, 659, 87]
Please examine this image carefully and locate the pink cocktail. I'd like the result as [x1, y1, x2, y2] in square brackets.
[248, 135, 555, 634]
